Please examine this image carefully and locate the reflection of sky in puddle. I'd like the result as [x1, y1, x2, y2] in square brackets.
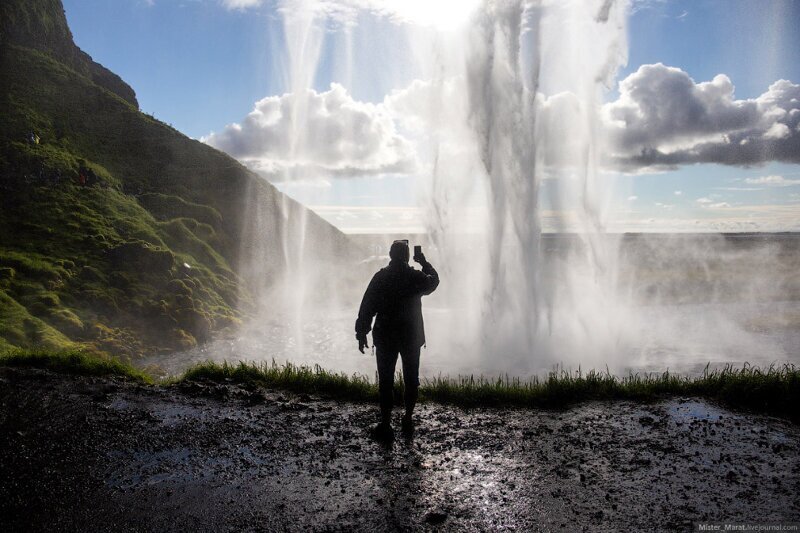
[109, 397, 212, 427]
[106, 447, 195, 488]
[139, 300, 800, 379]
[668, 400, 727, 422]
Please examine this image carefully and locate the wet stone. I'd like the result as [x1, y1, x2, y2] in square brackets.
[2, 368, 799, 531]
[424, 510, 448, 525]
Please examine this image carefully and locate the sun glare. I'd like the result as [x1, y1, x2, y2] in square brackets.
[377, 0, 482, 31]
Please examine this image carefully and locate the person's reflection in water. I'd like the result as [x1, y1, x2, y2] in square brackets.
[355, 240, 439, 440]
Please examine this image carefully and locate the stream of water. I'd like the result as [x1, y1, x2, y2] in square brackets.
[143, 1, 799, 379]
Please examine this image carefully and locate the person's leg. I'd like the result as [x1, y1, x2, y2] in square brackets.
[399, 345, 421, 422]
[375, 343, 399, 425]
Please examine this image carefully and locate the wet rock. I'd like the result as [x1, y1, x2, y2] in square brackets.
[424, 510, 448, 525]
[246, 393, 266, 405]
[2, 369, 799, 531]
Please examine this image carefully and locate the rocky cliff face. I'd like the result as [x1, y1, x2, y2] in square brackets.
[0, 0, 138, 107]
[0, 0, 356, 357]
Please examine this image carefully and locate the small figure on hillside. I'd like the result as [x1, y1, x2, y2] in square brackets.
[76, 165, 97, 187]
[355, 239, 439, 440]
[27, 132, 40, 145]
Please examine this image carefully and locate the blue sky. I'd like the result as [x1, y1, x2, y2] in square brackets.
[63, 0, 800, 232]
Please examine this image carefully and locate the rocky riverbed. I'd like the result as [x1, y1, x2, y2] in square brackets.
[1, 366, 798, 531]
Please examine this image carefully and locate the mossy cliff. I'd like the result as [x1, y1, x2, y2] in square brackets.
[0, 0, 353, 357]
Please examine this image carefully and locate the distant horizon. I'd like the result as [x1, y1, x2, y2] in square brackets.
[344, 230, 800, 236]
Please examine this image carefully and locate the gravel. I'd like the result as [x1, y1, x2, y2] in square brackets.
[1, 367, 799, 531]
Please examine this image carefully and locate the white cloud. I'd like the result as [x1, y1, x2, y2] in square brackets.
[627, 195, 638, 201]
[389, 65, 800, 175]
[202, 84, 417, 180]
[744, 175, 800, 187]
[696, 197, 731, 209]
[603, 64, 800, 171]
[629, 0, 667, 15]
[203, 63, 799, 182]
[221, 0, 261, 10]
[674, 190, 682, 196]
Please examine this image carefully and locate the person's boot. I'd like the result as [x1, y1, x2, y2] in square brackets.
[372, 421, 393, 441]
[401, 413, 414, 435]
[372, 411, 394, 441]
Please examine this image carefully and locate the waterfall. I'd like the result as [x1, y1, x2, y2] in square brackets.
[242, 0, 636, 375]
[409, 0, 632, 371]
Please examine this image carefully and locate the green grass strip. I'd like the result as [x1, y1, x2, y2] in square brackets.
[0, 348, 152, 383]
[420, 363, 800, 417]
[181, 360, 377, 402]
[181, 360, 799, 420]
[1, 351, 797, 419]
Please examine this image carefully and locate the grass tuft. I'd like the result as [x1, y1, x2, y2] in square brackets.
[181, 360, 377, 401]
[1, 350, 797, 420]
[179, 360, 799, 420]
[0, 348, 152, 383]
[420, 363, 799, 418]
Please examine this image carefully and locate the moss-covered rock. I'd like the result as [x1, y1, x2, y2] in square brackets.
[0, 291, 71, 349]
[0, 267, 15, 280]
[107, 242, 175, 272]
[46, 307, 84, 336]
[171, 328, 197, 350]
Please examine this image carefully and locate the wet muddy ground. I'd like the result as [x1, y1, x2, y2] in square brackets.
[1, 367, 799, 532]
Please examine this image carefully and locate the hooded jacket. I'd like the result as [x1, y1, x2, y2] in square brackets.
[355, 259, 439, 349]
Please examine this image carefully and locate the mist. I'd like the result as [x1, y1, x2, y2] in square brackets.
[145, 0, 800, 379]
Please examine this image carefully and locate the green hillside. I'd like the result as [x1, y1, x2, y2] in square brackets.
[0, 0, 352, 357]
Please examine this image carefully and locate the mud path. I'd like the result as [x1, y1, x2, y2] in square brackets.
[1, 367, 798, 531]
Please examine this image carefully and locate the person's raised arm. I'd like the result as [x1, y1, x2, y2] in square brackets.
[413, 252, 439, 295]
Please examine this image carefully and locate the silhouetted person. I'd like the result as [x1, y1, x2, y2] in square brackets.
[355, 240, 439, 438]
